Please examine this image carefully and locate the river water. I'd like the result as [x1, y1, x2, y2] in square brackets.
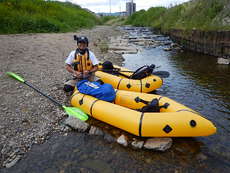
[3, 27, 230, 173]
[123, 27, 230, 171]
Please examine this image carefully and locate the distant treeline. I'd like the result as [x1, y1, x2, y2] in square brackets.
[126, 0, 230, 31]
[0, 0, 101, 34]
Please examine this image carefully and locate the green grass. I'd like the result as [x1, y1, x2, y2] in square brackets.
[125, 0, 230, 31]
[0, 0, 100, 34]
[125, 7, 167, 27]
[100, 16, 117, 24]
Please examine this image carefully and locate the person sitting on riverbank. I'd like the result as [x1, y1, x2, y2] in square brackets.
[63, 36, 99, 93]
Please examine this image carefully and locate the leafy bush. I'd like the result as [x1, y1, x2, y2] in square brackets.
[125, 0, 229, 31]
[0, 0, 100, 34]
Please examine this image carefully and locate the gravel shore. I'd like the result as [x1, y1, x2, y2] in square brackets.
[0, 26, 124, 168]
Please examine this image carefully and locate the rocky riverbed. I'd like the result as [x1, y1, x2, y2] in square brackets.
[0, 26, 126, 168]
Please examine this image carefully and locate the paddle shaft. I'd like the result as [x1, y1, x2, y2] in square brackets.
[24, 81, 62, 108]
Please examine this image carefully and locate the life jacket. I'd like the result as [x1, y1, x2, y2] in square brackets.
[73, 48, 93, 72]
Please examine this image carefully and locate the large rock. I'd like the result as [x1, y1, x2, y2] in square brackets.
[117, 135, 128, 147]
[88, 126, 104, 136]
[63, 116, 89, 132]
[163, 47, 172, 51]
[131, 140, 144, 149]
[4, 155, 21, 168]
[217, 57, 230, 65]
[143, 138, 172, 151]
[103, 133, 116, 143]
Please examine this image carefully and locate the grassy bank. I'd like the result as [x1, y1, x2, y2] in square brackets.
[126, 0, 230, 31]
[0, 0, 100, 34]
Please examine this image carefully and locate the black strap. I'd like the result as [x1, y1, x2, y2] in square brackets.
[117, 78, 123, 89]
[135, 97, 149, 104]
[86, 48, 90, 60]
[102, 68, 132, 78]
[139, 112, 144, 137]
[90, 99, 100, 117]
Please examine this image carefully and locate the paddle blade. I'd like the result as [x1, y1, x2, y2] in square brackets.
[6, 72, 25, 83]
[152, 71, 170, 78]
[63, 106, 88, 121]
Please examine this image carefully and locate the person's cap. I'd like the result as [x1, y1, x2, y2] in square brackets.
[74, 35, 88, 45]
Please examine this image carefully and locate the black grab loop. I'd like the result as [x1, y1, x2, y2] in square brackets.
[79, 99, 83, 105]
[135, 97, 170, 113]
[135, 97, 149, 104]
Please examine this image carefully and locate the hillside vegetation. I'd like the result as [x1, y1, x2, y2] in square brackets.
[0, 0, 100, 34]
[126, 0, 230, 31]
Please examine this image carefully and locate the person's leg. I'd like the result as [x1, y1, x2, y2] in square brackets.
[63, 79, 77, 93]
[88, 73, 99, 82]
[89, 73, 104, 84]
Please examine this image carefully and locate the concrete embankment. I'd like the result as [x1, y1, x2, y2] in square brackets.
[166, 29, 230, 57]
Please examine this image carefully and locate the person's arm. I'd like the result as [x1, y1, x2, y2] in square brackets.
[83, 65, 98, 77]
[65, 64, 82, 78]
[65, 64, 75, 74]
[65, 50, 82, 78]
[89, 65, 98, 73]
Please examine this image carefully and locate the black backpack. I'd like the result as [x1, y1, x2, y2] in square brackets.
[129, 64, 155, 79]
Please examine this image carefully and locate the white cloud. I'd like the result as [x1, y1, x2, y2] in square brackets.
[58, 0, 190, 13]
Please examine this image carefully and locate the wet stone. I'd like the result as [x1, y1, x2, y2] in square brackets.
[63, 116, 89, 132]
[117, 135, 128, 147]
[163, 47, 172, 51]
[217, 57, 230, 65]
[143, 138, 172, 151]
[59, 124, 72, 132]
[88, 126, 104, 136]
[131, 140, 144, 149]
[103, 132, 116, 143]
[145, 158, 152, 164]
[4, 155, 21, 168]
[196, 153, 208, 161]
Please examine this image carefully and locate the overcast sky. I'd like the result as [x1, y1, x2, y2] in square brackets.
[58, 0, 191, 13]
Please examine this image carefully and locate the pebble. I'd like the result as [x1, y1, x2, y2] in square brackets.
[25, 91, 33, 97]
[117, 135, 128, 147]
[2, 107, 8, 111]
